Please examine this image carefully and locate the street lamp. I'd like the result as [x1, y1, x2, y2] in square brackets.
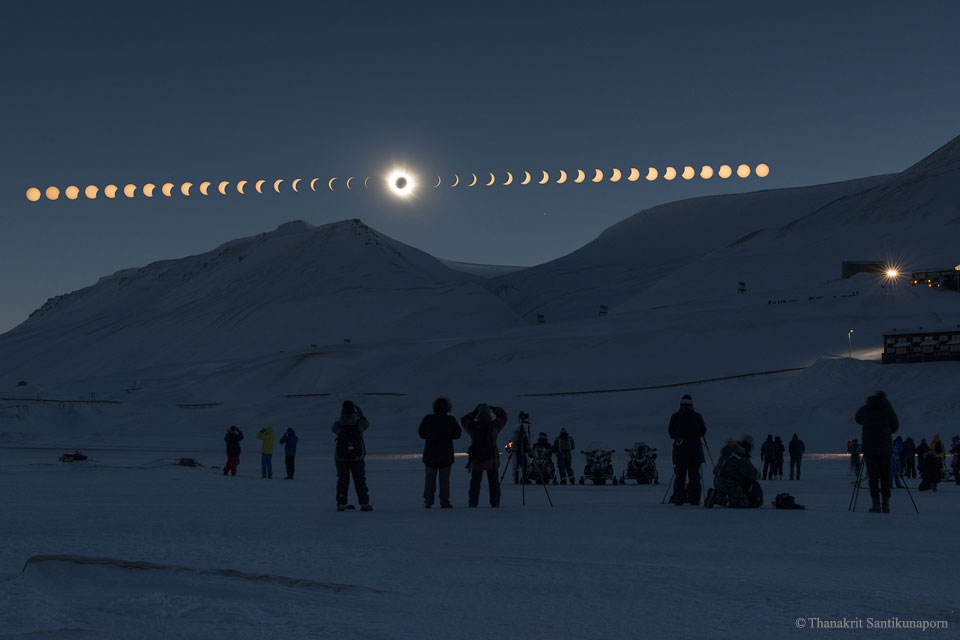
[848, 329, 854, 358]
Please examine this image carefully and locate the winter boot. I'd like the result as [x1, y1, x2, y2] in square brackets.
[441, 502, 453, 509]
[881, 497, 890, 513]
[337, 505, 346, 512]
[868, 495, 882, 513]
[360, 504, 373, 511]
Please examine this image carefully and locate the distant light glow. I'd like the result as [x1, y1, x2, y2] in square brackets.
[886, 269, 899, 278]
[387, 169, 415, 197]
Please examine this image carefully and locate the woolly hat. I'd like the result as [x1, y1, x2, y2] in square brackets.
[680, 394, 693, 407]
[538, 432, 547, 439]
[342, 400, 357, 414]
[740, 434, 755, 455]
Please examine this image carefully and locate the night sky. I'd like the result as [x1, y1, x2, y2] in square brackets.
[2, 0, 959, 332]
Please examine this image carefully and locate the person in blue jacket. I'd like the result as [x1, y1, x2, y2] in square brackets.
[279, 428, 299, 479]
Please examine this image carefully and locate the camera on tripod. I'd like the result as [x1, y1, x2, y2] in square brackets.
[518, 411, 530, 424]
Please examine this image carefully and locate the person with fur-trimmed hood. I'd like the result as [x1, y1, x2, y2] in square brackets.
[705, 435, 761, 508]
[461, 403, 508, 507]
[332, 400, 372, 511]
[418, 396, 462, 508]
[855, 390, 899, 513]
[667, 394, 707, 505]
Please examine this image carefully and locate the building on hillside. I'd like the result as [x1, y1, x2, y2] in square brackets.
[881, 327, 960, 364]
[910, 267, 960, 290]
[841, 261, 885, 279]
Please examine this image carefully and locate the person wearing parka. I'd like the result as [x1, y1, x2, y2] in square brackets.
[257, 426, 276, 479]
[707, 436, 761, 508]
[773, 436, 785, 480]
[902, 437, 917, 478]
[931, 434, 946, 468]
[788, 433, 805, 480]
[332, 400, 371, 510]
[461, 403, 508, 507]
[760, 435, 776, 480]
[667, 394, 707, 505]
[279, 428, 299, 479]
[855, 390, 899, 513]
[418, 396, 462, 508]
[949, 436, 960, 485]
[223, 426, 244, 476]
[553, 428, 576, 484]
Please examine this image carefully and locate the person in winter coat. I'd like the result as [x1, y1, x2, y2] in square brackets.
[223, 426, 244, 476]
[511, 422, 531, 484]
[257, 426, 276, 479]
[916, 438, 930, 457]
[462, 403, 508, 507]
[279, 428, 299, 479]
[773, 436, 785, 480]
[902, 437, 917, 478]
[917, 450, 942, 491]
[705, 435, 761, 508]
[418, 396, 462, 508]
[332, 401, 372, 511]
[891, 437, 905, 489]
[855, 391, 899, 513]
[553, 428, 576, 484]
[788, 433, 805, 480]
[931, 434, 946, 469]
[949, 436, 960, 485]
[667, 394, 707, 506]
[760, 435, 776, 480]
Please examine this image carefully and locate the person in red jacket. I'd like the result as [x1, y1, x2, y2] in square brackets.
[461, 403, 508, 507]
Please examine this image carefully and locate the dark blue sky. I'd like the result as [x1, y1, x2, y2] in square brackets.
[2, 0, 959, 331]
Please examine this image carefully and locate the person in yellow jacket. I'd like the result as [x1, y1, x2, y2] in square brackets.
[257, 426, 276, 478]
[931, 434, 946, 469]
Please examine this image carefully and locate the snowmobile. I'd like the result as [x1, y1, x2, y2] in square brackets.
[579, 448, 617, 485]
[621, 442, 659, 484]
[59, 450, 87, 463]
[525, 443, 557, 485]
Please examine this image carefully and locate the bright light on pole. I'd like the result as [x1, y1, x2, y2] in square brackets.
[848, 329, 854, 358]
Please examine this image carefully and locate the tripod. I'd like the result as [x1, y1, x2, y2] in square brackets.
[849, 458, 920, 514]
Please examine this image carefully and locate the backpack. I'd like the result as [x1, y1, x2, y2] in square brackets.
[336, 427, 365, 460]
[469, 422, 496, 462]
[773, 492, 805, 510]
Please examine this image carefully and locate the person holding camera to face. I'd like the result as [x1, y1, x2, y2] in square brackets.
[462, 403, 508, 507]
[332, 401, 372, 511]
[256, 426, 276, 479]
[223, 426, 244, 476]
[418, 396, 462, 508]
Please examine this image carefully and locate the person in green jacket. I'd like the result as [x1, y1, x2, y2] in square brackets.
[705, 436, 761, 508]
[257, 426, 276, 479]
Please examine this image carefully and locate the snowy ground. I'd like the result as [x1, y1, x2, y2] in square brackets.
[1, 449, 956, 638]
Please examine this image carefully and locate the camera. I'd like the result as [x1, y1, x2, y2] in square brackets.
[519, 411, 530, 422]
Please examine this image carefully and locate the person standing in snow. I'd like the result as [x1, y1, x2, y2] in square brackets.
[462, 403, 508, 507]
[773, 436, 785, 480]
[332, 401, 372, 511]
[931, 434, 946, 469]
[667, 394, 706, 506]
[418, 396, 462, 508]
[257, 426, 275, 479]
[760, 435, 776, 480]
[949, 436, 960, 485]
[788, 433, 805, 480]
[553, 428, 576, 484]
[223, 426, 244, 476]
[279, 427, 299, 479]
[855, 391, 899, 513]
[902, 436, 917, 478]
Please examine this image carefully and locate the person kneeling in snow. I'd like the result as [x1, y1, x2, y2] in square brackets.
[917, 450, 942, 492]
[705, 435, 762, 509]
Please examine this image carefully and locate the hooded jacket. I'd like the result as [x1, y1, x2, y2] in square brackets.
[903, 437, 917, 458]
[332, 411, 369, 462]
[461, 406, 507, 471]
[788, 435, 805, 459]
[418, 411, 462, 468]
[668, 406, 706, 465]
[224, 428, 244, 457]
[714, 439, 760, 497]
[279, 429, 299, 456]
[257, 426, 276, 454]
[855, 392, 899, 457]
[931, 435, 946, 458]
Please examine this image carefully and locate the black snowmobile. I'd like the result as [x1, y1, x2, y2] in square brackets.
[621, 442, 659, 484]
[579, 448, 617, 485]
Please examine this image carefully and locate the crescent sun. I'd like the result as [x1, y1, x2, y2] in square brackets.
[273, 179, 284, 193]
[434, 176, 442, 188]
[364, 176, 370, 188]
[255, 180, 266, 194]
[181, 182, 193, 196]
[574, 170, 586, 183]
[328, 178, 337, 191]
[218, 181, 230, 195]
[504, 172, 513, 185]
[521, 171, 531, 185]
[199, 181, 211, 195]
[123, 184, 137, 198]
[451, 174, 460, 188]
[610, 168, 622, 182]
[645, 167, 658, 181]
[309, 178, 319, 191]
[485, 173, 495, 187]
[592, 169, 604, 183]
[557, 170, 567, 184]
[346, 177, 354, 190]
[237, 180, 248, 194]
[628, 168, 640, 182]
[468, 173, 478, 187]
[538, 171, 549, 185]
[160, 183, 174, 197]
[142, 183, 155, 197]
[291, 178, 301, 192]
